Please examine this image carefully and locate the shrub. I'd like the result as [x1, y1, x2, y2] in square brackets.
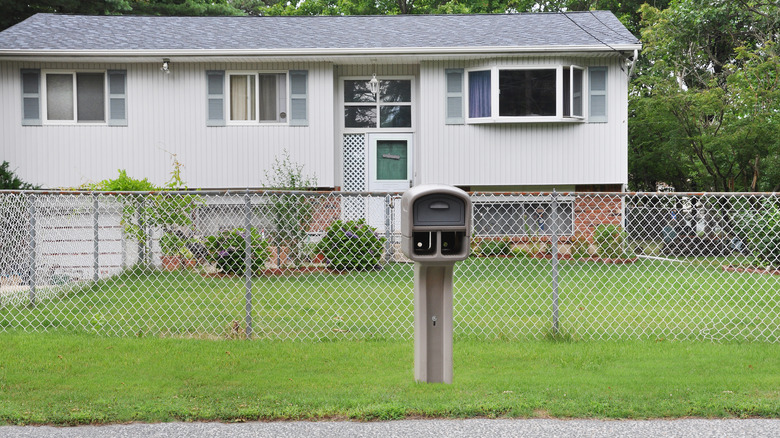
[0, 161, 39, 189]
[317, 219, 385, 271]
[569, 233, 591, 259]
[203, 228, 270, 274]
[741, 201, 780, 268]
[593, 224, 629, 259]
[477, 238, 513, 256]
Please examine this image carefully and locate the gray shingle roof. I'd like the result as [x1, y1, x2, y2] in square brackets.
[0, 12, 640, 53]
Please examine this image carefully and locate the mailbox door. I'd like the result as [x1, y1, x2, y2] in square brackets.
[368, 133, 413, 192]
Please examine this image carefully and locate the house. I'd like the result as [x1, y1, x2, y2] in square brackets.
[0, 12, 641, 235]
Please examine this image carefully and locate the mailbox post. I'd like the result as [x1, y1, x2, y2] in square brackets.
[401, 185, 471, 383]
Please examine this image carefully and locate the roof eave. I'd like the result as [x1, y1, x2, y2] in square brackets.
[0, 44, 643, 62]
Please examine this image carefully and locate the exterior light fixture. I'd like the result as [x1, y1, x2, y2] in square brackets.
[368, 72, 379, 95]
[161, 58, 171, 74]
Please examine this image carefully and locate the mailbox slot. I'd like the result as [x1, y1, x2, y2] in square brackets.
[413, 194, 465, 227]
[413, 231, 437, 256]
[440, 231, 465, 256]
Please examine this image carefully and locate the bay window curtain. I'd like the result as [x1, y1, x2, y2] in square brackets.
[468, 70, 491, 118]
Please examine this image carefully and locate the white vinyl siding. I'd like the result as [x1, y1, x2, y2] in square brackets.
[1, 61, 333, 189]
[419, 58, 628, 187]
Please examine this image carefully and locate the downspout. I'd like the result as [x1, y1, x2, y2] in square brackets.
[627, 49, 639, 79]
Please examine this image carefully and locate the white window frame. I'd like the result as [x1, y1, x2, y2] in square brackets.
[225, 70, 288, 125]
[41, 70, 107, 125]
[564, 65, 585, 119]
[341, 76, 415, 133]
[465, 65, 587, 124]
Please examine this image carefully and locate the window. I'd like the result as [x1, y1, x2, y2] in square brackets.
[473, 200, 574, 236]
[344, 79, 412, 129]
[44, 72, 104, 123]
[207, 70, 307, 126]
[466, 66, 585, 122]
[21, 69, 126, 126]
[589, 66, 608, 122]
[227, 72, 287, 123]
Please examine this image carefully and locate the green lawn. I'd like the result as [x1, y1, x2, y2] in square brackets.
[0, 333, 778, 424]
[1, 257, 778, 342]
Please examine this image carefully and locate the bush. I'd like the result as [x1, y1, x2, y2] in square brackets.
[569, 233, 591, 259]
[742, 201, 780, 268]
[317, 219, 385, 271]
[593, 224, 629, 259]
[476, 238, 513, 256]
[0, 161, 39, 189]
[203, 228, 270, 274]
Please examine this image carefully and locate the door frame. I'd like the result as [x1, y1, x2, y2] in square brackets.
[367, 133, 414, 192]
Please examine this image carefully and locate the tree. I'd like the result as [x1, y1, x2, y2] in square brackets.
[628, 0, 780, 192]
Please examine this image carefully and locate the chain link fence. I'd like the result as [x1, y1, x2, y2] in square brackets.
[1, 190, 778, 342]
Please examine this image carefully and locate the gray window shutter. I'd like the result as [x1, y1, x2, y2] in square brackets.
[107, 70, 127, 126]
[206, 70, 225, 126]
[289, 70, 308, 126]
[589, 67, 608, 123]
[21, 69, 41, 126]
[445, 68, 464, 125]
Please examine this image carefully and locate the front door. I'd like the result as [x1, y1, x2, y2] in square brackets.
[368, 133, 413, 192]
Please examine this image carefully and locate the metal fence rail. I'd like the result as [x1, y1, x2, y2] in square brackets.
[0, 190, 777, 342]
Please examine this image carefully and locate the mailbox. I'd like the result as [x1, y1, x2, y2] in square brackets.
[401, 185, 472, 262]
[400, 185, 472, 384]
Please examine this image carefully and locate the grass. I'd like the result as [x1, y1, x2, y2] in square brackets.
[0, 333, 778, 425]
[1, 257, 778, 342]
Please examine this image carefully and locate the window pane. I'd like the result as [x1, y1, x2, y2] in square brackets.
[468, 70, 491, 118]
[108, 72, 125, 95]
[258, 74, 278, 121]
[376, 140, 407, 180]
[380, 80, 411, 102]
[344, 80, 375, 103]
[46, 74, 74, 121]
[499, 69, 556, 117]
[573, 68, 583, 117]
[77, 73, 105, 122]
[446, 70, 463, 93]
[230, 75, 256, 121]
[590, 69, 606, 91]
[591, 95, 606, 117]
[380, 105, 411, 128]
[22, 72, 39, 94]
[563, 68, 571, 116]
[345, 106, 376, 128]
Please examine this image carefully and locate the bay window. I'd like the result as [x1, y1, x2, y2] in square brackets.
[465, 65, 587, 122]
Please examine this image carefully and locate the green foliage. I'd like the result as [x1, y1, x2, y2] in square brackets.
[0, 161, 39, 190]
[203, 228, 270, 274]
[84, 169, 157, 192]
[568, 233, 591, 259]
[85, 166, 202, 265]
[593, 224, 628, 259]
[159, 232, 184, 256]
[317, 219, 385, 270]
[629, 0, 780, 192]
[264, 150, 317, 266]
[741, 200, 780, 268]
[476, 238, 513, 257]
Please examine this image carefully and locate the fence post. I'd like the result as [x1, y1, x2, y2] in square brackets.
[138, 196, 145, 266]
[93, 193, 100, 283]
[244, 191, 254, 339]
[550, 190, 560, 336]
[384, 194, 392, 263]
[27, 194, 37, 306]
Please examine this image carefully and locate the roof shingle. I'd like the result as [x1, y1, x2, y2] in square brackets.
[0, 12, 640, 52]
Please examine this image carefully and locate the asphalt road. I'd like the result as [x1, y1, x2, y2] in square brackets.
[2, 419, 779, 438]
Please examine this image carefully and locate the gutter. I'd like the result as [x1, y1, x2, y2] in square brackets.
[0, 44, 644, 61]
[627, 49, 639, 79]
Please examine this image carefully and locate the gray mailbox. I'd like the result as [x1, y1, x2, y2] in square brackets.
[401, 185, 471, 384]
